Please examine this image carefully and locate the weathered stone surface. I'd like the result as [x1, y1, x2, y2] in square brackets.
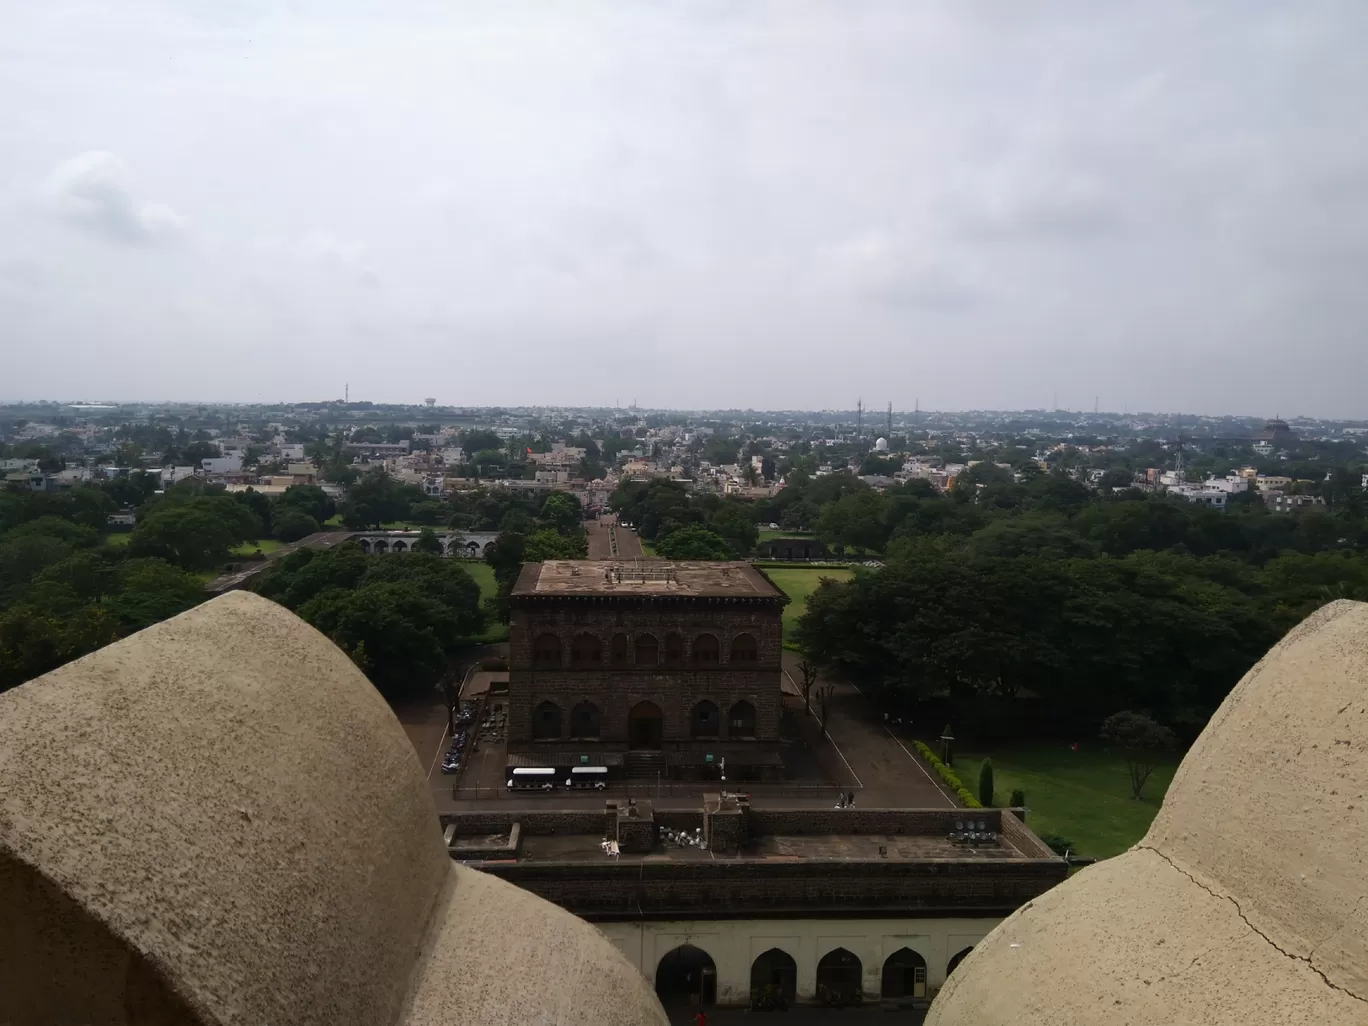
[0, 591, 667, 1026]
[927, 600, 1368, 1025]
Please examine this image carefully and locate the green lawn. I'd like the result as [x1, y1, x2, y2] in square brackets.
[758, 529, 813, 542]
[461, 561, 509, 643]
[231, 538, 285, 557]
[952, 743, 1178, 860]
[103, 532, 132, 547]
[763, 567, 855, 645]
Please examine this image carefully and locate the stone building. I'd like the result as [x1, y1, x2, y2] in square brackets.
[444, 800, 1066, 1009]
[507, 560, 788, 780]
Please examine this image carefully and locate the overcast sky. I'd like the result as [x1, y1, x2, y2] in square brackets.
[3, 2, 1366, 416]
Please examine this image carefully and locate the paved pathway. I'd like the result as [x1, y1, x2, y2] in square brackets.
[781, 653, 952, 809]
[587, 513, 646, 559]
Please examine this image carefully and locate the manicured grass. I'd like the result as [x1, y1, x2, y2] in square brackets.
[231, 538, 285, 556]
[952, 743, 1178, 860]
[103, 532, 132, 547]
[641, 540, 657, 556]
[461, 561, 498, 604]
[758, 529, 813, 542]
[763, 567, 855, 644]
[461, 561, 510, 642]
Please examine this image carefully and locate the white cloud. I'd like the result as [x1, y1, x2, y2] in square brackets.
[40, 151, 186, 245]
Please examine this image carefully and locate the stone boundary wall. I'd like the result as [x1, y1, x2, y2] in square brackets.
[747, 808, 998, 836]
[445, 822, 521, 861]
[998, 808, 1057, 858]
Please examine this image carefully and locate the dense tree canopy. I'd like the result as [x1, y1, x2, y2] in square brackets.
[252, 545, 485, 700]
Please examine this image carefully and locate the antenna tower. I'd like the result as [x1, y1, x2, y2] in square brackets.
[856, 398, 863, 440]
[345, 382, 349, 403]
[887, 402, 892, 440]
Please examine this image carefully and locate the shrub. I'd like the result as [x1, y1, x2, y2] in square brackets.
[1038, 833, 1075, 856]
[1009, 788, 1026, 808]
[978, 758, 995, 807]
[913, 740, 983, 809]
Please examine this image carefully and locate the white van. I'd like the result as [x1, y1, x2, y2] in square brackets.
[565, 766, 608, 790]
[507, 767, 556, 792]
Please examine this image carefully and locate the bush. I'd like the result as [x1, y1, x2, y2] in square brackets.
[1009, 788, 1026, 807]
[1038, 833, 1075, 856]
[913, 740, 983, 809]
[274, 510, 321, 543]
[978, 758, 995, 807]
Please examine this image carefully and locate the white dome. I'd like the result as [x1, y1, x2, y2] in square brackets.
[874, 437, 889, 451]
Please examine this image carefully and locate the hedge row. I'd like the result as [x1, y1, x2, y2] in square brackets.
[913, 740, 983, 809]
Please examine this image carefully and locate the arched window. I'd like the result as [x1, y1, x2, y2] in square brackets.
[816, 948, 862, 1004]
[690, 700, 720, 738]
[881, 947, 928, 1001]
[730, 633, 758, 663]
[728, 700, 756, 737]
[531, 701, 562, 740]
[663, 633, 684, 666]
[635, 633, 659, 665]
[610, 633, 629, 666]
[532, 634, 561, 668]
[571, 633, 602, 666]
[570, 701, 601, 739]
[692, 634, 720, 665]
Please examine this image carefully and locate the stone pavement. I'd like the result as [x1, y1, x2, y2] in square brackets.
[780, 653, 951, 809]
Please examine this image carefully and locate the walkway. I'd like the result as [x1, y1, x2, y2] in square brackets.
[587, 514, 645, 559]
[781, 653, 952, 809]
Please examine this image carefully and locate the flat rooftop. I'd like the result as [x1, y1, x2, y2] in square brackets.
[515, 831, 1029, 863]
[513, 560, 786, 599]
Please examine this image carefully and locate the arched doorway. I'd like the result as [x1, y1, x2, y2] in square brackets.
[689, 700, 719, 738]
[881, 947, 927, 1001]
[372, 539, 388, 553]
[947, 946, 973, 978]
[391, 540, 407, 552]
[628, 700, 663, 750]
[816, 947, 863, 1006]
[655, 945, 715, 1009]
[749, 948, 796, 1009]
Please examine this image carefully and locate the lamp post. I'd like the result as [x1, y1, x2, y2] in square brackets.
[939, 728, 955, 767]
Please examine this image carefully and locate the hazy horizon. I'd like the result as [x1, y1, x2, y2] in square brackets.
[5, 2, 1367, 416]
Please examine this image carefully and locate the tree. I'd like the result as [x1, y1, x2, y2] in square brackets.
[274, 510, 321, 543]
[797, 658, 821, 717]
[539, 492, 583, 535]
[0, 604, 118, 694]
[1100, 710, 1176, 800]
[104, 559, 207, 632]
[180, 440, 222, 466]
[234, 488, 274, 537]
[977, 758, 995, 807]
[655, 526, 733, 560]
[275, 484, 335, 525]
[127, 496, 260, 570]
[414, 527, 443, 554]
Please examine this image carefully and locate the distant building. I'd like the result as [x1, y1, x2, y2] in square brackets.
[200, 456, 244, 475]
